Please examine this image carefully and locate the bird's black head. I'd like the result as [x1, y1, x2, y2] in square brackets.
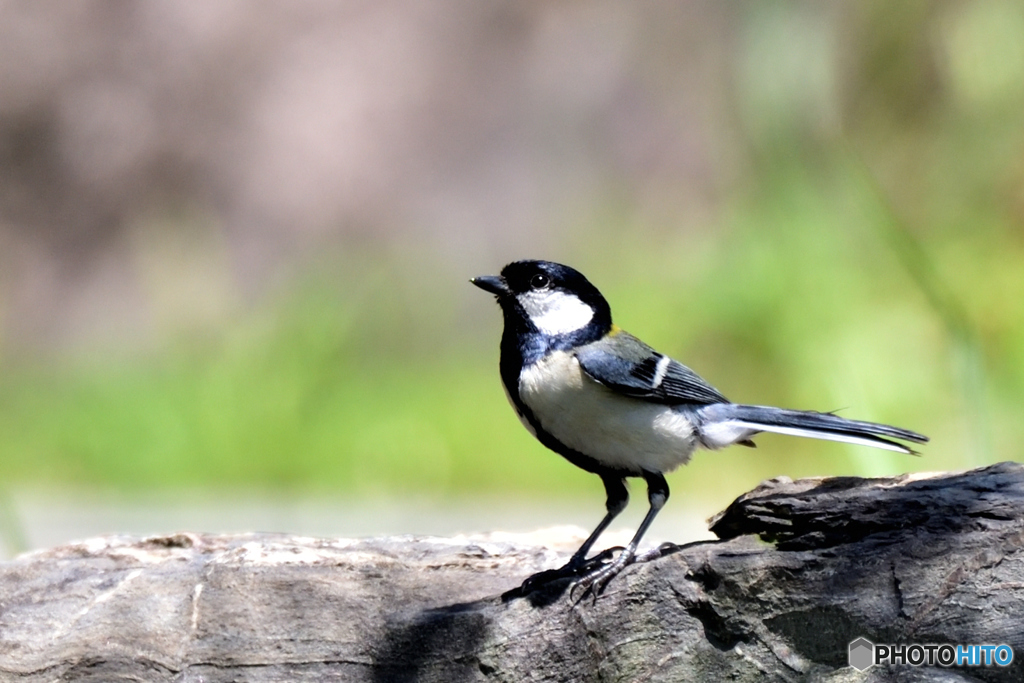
[471, 260, 612, 345]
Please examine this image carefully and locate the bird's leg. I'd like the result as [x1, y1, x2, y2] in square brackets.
[515, 476, 628, 594]
[571, 471, 668, 603]
[565, 475, 628, 571]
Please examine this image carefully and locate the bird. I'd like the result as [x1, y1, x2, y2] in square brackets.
[471, 259, 928, 599]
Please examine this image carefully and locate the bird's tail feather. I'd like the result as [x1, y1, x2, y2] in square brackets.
[697, 404, 928, 454]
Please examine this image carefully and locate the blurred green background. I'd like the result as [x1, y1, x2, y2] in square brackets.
[1, 2, 1022, 555]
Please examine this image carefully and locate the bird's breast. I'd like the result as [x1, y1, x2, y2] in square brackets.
[516, 351, 698, 474]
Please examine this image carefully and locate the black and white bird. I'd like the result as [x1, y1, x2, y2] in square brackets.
[471, 259, 928, 598]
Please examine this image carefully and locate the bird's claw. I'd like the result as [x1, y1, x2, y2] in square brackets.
[568, 549, 636, 605]
[504, 547, 624, 600]
[634, 541, 680, 563]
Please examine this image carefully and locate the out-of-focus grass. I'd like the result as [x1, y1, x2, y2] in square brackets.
[1, 163, 1019, 505]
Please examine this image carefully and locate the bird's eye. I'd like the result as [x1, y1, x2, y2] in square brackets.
[530, 274, 550, 289]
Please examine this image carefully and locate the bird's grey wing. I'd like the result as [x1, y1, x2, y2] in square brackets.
[575, 332, 729, 405]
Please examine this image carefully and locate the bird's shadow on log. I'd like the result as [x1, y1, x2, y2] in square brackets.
[499, 576, 571, 607]
[373, 600, 493, 683]
[371, 573, 591, 682]
[370, 545, 694, 681]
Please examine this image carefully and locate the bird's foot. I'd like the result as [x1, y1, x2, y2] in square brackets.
[569, 542, 686, 603]
[502, 547, 621, 601]
[568, 548, 636, 605]
[634, 541, 681, 563]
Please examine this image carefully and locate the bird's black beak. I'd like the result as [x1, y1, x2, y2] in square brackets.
[470, 275, 509, 296]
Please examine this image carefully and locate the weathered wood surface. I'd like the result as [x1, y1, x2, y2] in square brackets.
[1, 462, 1023, 682]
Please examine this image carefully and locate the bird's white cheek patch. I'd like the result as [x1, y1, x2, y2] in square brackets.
[518, 290, 594, 335]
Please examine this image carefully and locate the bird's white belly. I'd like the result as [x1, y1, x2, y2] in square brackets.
[517, 351, 698, 474]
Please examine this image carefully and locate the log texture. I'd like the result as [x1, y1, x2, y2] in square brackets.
[2, 463, 1023, 682]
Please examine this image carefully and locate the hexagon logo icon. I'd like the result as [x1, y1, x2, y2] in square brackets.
[849, 637, 875, 671]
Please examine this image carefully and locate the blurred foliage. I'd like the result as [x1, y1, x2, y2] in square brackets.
[2, 153, 1021, 502]
[1, 1, 1023, 505]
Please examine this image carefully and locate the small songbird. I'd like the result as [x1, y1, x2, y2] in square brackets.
[471, 259, 928, 598]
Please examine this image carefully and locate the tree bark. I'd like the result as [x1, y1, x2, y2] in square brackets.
[2, 462, 1023, 682]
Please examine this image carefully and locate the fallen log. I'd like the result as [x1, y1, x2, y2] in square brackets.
[1, 462, 1022, 682]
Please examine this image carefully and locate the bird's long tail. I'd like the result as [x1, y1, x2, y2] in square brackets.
[696, 403, 928, 454]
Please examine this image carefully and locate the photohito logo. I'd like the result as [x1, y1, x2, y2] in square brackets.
[848, 638, 1014, 670]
